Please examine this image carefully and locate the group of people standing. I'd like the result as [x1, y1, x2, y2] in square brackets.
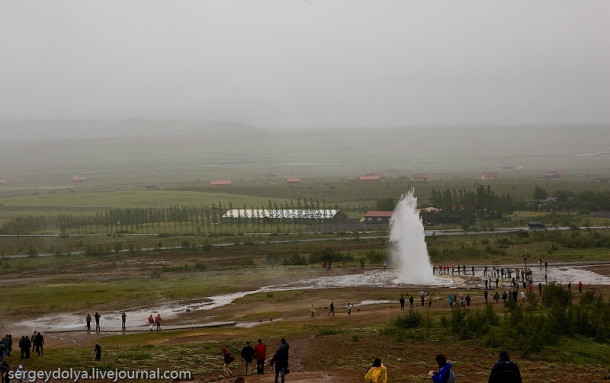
[85, 312, 102, 332]
[84, 312, 163, 332]
[223, 338, 289, 383]
[0, 332, 43, 361]
[311, 301, 354, 317]
[365, 351, 522, 383]
[147, 314, 162, 331]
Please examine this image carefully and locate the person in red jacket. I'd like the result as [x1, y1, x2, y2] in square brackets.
[254, 339, 267, 375]
[222, 347, 234, 377]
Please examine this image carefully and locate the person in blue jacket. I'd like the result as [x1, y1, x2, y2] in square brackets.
[428, 354, 453, 382]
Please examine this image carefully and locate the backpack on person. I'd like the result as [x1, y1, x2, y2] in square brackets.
[447, 369, 456, 383]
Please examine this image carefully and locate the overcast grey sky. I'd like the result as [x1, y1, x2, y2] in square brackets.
[1, 1, 609, 129]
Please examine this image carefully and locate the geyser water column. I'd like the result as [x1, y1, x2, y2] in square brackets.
[390, 190, 438, 284]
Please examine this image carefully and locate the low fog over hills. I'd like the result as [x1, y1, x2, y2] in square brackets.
[0, 119, 259, 141]
[0, 120, 608, 189]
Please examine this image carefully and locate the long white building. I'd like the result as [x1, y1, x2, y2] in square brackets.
[221, 209, 346, 222]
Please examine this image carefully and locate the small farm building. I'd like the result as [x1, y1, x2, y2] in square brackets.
[359, 175, 381, 182]
[211, 180, 232, 186]
[411, 173, 429, 181]
[480, 172, 499, 180]
[364, 211, 393, 223]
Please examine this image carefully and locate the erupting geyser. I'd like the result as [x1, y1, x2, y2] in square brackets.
[390, 190, 439, 284]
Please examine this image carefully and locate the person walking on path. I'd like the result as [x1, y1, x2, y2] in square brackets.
[147, 315, 154, 331]
[240, 341, 255, 376]
[121, 312, 127, 331]
[310, 305, 316, 318]
[253, 339, 267, 375]
[222, 347, 234, 377]
[428, 354, 453, 383]
[19, 337, 30, 359]
[364, 357, 387, 383]
[488, 350, 522, 383]
[578, 281, 583, 293]
[409, 295, 414, 308]
[33, 332, 43, 356]
[1, 334, 10, 358]
[399, 296, 405, 310]
[30, 332, 36, 353]
[155, 314, 162, 331]
[86, 314, 91, 332]
[328, 301, 335, 316]
[91, 344, 101, 362]
[0, 360, 10, 382]
[347, 302, 353, 316]
[15, 364, 24, 383]
[270, 338, 289, 383]
[94, 312, 101, 331]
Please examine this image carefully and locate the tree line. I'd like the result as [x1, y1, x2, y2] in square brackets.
[0, 198, 341, 235]
[530, 187, 610, 212]
[426, 185, 518, 224]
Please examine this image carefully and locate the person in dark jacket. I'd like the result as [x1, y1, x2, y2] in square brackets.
[2, 335, 10, 358]
[270, 338, 289, 383]
[33, 332, 43, 356]
[0, 360, 10, 383]
[18, 337, 30, 359]
[488, 350, 522, 383]
[91, 344, 101, 362]
[240, 341, 255, 376]
[94, 312, 101, 331]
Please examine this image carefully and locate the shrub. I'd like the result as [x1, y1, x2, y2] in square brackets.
[542, 282, 571, 307]
[283, 254, 308, 265]
[525, 289, 539, 306]
[195, 262, 207, 271]
[317, 328, 343, 337]
[265, 252, 280, 265]
[202, 240, 213, 251]
[239, 257, 255, 266]
[393, 309, 424, 329]
[365, 250, 385, 263]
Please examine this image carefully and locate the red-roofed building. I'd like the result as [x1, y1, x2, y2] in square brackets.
[480, 172, 499, 180]
[364, 211, 393, 223]
[0, 180, 8, 185]
[411, 173, 429, 181]
[286, 177, 301, 183]
[211, 180, 232, 186]
[359, 175, 381, 182]
[72, 175, 87, 182]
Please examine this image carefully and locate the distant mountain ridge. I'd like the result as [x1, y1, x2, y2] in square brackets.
[0, 119, 260, 141]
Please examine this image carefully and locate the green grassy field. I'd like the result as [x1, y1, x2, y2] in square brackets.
[0, 126, 608, 381]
